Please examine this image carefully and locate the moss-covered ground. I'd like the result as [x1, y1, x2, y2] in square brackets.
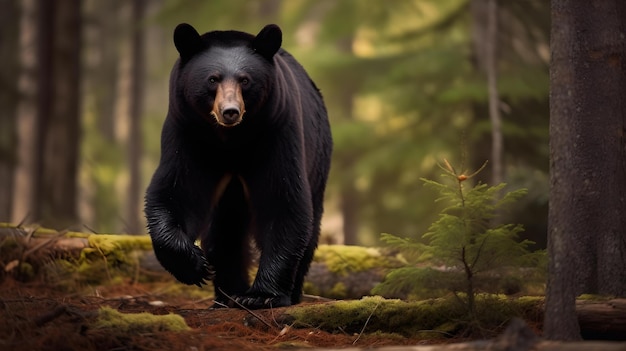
[0, 224, 547, 350]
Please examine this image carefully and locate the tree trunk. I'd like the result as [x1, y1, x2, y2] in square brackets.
[470, 0, 503, 186]
[12, 0, 39, 225]
[126, 0, 146, 234]
[484, 0, 502, 186]
[38, 0, 82, 229]
[546, 0, 626, 341]
[0, 0, 20, 221]
[340, 184, 359, 245]
[93, 0, 121, 142]
[335, 36, 360, 246]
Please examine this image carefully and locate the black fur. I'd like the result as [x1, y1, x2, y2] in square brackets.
[144, 24, 332, 309]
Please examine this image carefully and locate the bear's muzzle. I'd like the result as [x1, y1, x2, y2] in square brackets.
[211, 80, 246, 127]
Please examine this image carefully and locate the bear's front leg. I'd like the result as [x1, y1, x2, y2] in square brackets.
[233, 174, 314, 309]
[145, 167, 216, 287]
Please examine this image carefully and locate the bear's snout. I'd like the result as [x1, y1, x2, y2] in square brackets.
[212, 81, 246, 127]
[221, 107, 241, 123]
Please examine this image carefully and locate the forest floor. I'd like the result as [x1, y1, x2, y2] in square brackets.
[0, 278, 475, 351]
[0, 279, 466, 351]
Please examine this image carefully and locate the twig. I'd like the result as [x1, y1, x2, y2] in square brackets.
[353, 301, 380, 345]
[22, 229, 67, 259]
[212, 300, 229, 308]
[15, 212, 31, 228]
[82, 224, 99, 234]
[24, 225, 38, 242]
[217, 288, 275, 330]
[95, 245, 112, 282]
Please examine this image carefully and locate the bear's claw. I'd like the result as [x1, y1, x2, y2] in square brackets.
[233, 293, 292, 310]
[159, 244, 215, 286]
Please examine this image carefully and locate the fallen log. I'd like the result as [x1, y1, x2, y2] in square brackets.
[577, 299, 626, 340]
[304, 318, 626, 351]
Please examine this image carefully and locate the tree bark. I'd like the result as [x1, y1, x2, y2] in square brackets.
[38, 0, 82, 229]
[484, 0, 502, 186]
[126, 0, 146, 234]
[12, 0, 39, 225]
[92, 0, 121, 142]
[340, 184, 359, 245]
[470, 0, 503, 186]
[0, 0, 20, 221]
[546, 0, 626, 341]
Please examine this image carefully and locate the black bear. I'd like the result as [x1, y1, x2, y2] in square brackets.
[144, 23, 332, 310]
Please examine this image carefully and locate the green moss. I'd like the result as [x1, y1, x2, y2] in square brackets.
[287, 295, 544, 338]
[578, 294, 612, 301]
[94, 307, 190, 333]
[328, 282, 348, 299]
[17, 262, 35, 279]
[287, 296, 454, 337]
[302, 281, 319, 296]
[87, 234, 153, 253]
[314, 245, 401, 275]
[0, 237, 19, 250]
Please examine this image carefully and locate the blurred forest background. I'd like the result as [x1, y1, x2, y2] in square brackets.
[0, 0, 549, 247]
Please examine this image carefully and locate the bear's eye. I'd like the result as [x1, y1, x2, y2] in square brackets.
[241, 78, 249, 85]
[208, 76, 218, 84]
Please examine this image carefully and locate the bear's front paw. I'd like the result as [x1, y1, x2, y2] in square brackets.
[234, 293, 292, 310]
[157, 244, 215, 287]
[180, 245, 215, 286]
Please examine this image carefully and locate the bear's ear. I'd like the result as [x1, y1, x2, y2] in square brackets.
[174, 23, 203, 60]
[252, 24, 282, 61]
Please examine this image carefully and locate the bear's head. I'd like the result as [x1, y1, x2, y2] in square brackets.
[172, 23, 282, 128]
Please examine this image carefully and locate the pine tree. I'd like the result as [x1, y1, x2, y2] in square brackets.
[377, 160, 540, 320]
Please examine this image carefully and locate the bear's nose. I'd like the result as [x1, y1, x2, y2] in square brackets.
[222, 108, 240, 122]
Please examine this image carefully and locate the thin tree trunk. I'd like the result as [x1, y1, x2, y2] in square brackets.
[336, 36, 360, 246]
[340, 184, 359, 245]
[0, 0, 20, 220]
[485, 0, 502, 186]
[32, 0, 55, 224]
[546, 0, 626, 341]
[39, 0, 82, 228]
[12, 0, 39, 224]
[94, 0, 121, 142]
[126, 0, 146, 234]
[471, 0, 502, 185]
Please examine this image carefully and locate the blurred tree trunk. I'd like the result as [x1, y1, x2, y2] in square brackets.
[0, 0, 20, 221]
[37, 0, 82, 228]
[93, 0, 121, 142]
[470, 0, 502, 185]
[31, 0, 55, 225]
[484, 0, 502, 186]
[12, 0, 38, 224]
[546, 0, 626, 341]
[78, 0, 123, 232]
[340, 160, 359, 245]
[126, 0, 146, 234]
[336, 38, 359, 246]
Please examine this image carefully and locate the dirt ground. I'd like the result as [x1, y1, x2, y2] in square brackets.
[0, 278, 456, 351]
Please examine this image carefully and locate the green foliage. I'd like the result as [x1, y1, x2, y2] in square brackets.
[376, 161, 545, 320]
